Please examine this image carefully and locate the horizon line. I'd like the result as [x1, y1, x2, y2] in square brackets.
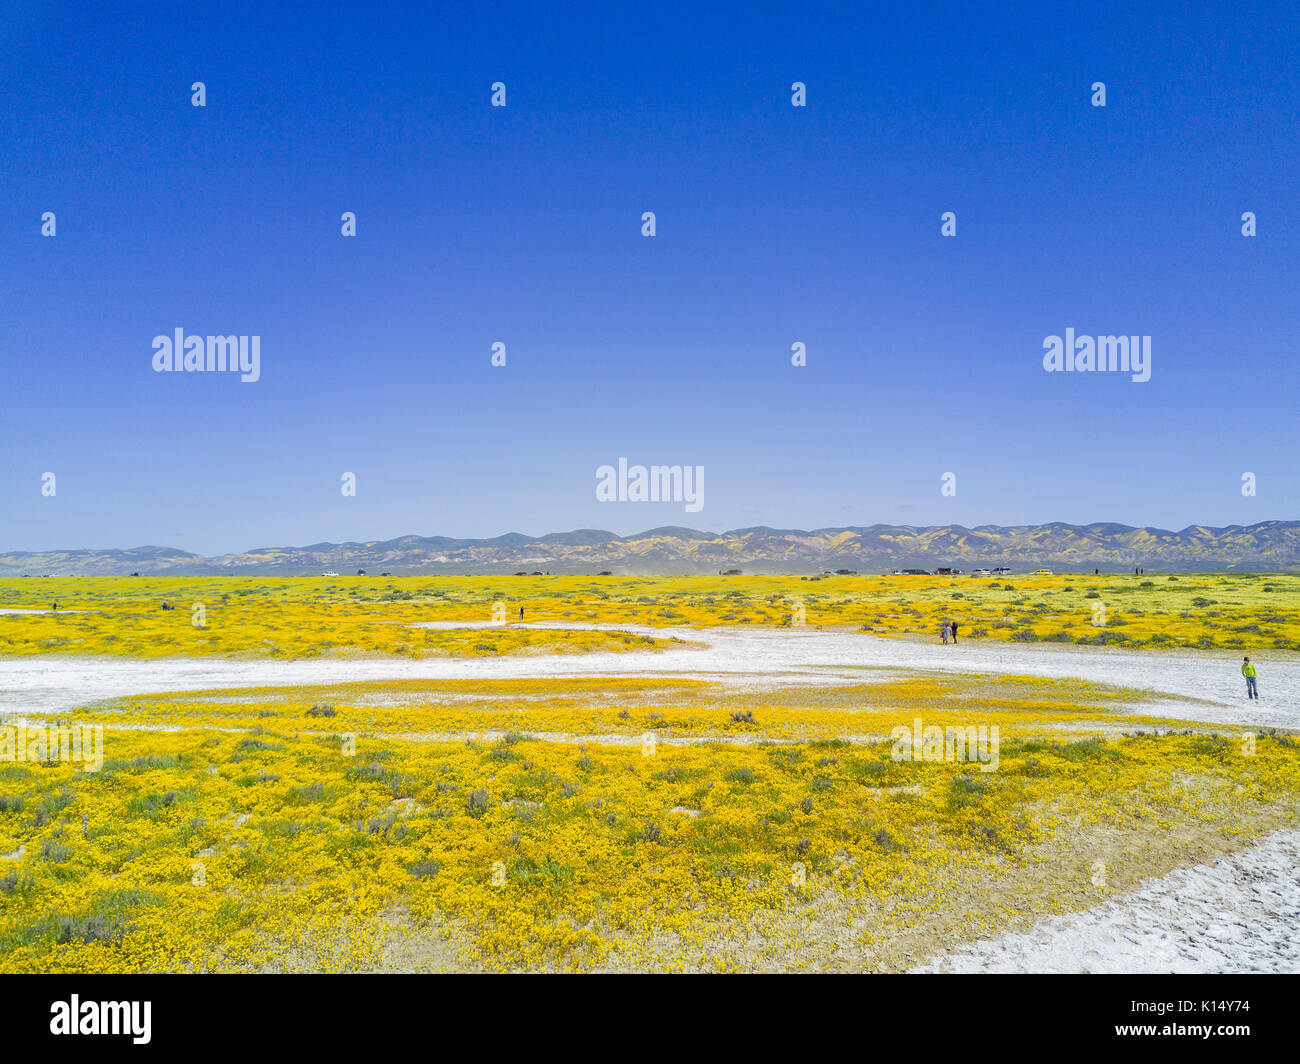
[5, 517, 1297, 559]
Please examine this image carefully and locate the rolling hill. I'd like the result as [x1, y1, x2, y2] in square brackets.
[3, 521, 1298, 575]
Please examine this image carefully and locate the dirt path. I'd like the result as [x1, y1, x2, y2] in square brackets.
[914, 829, 1300, 973]
[1, 622, 1294, 728]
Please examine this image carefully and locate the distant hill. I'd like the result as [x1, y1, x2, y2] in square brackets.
[3, 521, 1299, 575]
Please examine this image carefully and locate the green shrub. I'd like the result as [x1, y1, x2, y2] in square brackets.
[467, 789, 490, 818]
[947, 774, 988, 810]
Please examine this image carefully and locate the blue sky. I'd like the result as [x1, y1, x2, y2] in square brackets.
[2, 0, 1296, 555]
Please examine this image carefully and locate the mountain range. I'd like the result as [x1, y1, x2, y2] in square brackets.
[3, 521, 1299, 575]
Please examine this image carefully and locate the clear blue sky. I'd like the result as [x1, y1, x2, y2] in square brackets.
[2, 0, 1296, 555]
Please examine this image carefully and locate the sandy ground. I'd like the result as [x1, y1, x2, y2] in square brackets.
[1, 621, 1293, 728]
[913, 829, 1300, 973]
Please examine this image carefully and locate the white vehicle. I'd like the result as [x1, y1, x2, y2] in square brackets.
[321, 571, 340, 577]
[991, 566, 1013, 575]
[971, 568, 991, 577]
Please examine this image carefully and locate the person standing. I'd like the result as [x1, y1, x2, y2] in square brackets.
[941, 622, 950, 645]
[950, 620, 959, 644]
[1242, 656, 1258, 700]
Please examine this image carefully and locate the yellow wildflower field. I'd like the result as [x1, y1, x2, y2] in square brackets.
[1, 572, 1297, 656]
[2, 674, 1296, 972]
[68, 672, 1177, 741]
[1, 574, 1296, 971]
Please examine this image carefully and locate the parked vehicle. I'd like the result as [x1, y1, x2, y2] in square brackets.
[971, 568, 992, 577]
[1032, 568, 1053, 575]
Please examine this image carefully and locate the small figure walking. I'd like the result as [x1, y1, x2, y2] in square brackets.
[1242, 656, 1258, 700]
[941, 622, 950, 645]
[519, 607, 524, 620]
[950, 620, 959, 644]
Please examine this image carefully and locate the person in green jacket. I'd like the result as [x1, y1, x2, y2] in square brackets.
[1242, 656, 1258, 700]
